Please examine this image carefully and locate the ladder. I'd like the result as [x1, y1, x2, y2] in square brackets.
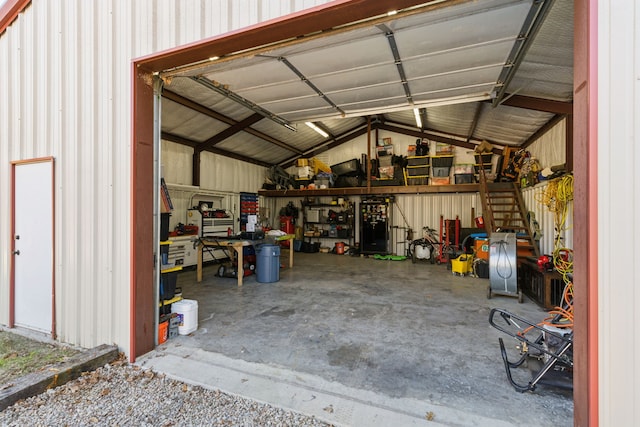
[478, 169, 540, 260]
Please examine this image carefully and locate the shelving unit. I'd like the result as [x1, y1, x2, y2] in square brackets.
[239, 192, 259, 232]
[431, 155, 454, 185]
[160, 241, 182, 316]
[301, 200, 355, 246]
[404, 155, 430, 186]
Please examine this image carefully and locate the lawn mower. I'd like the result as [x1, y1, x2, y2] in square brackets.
[489, 280, 574, 392]
[217, 245, 256, 278]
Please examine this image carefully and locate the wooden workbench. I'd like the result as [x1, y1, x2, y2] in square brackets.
[197, 235, 294, 287]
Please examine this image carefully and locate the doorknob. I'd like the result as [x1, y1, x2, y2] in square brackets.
[13, 250, 20, 255]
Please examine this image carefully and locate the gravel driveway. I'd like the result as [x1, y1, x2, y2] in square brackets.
[0, 360, 331, 426]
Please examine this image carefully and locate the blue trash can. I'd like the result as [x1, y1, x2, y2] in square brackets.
[255, 244, 280, 283]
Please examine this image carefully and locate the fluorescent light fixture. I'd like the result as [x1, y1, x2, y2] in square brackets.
[209, 56, 219, 61]
[305, 122, 329, 138]
[413, 108, 422, 129]
[387, 10, 398, 16]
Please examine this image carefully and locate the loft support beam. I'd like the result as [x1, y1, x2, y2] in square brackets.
[192, 151, 200, 187]
[195, 113, 264, 153]
[162, 89, 303, 155]
[161, 131, 270, 168]
[499, 94, 573, 115]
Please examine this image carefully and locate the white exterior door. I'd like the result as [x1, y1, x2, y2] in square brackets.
[12, 159, 54, 334]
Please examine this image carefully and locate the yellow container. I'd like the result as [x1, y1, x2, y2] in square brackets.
[451, 254, 474, 275]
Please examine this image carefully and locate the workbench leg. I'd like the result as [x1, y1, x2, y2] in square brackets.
[197, 244, 203, 283]
[289, 245, 294, 268]
[236, 248, 243, 287]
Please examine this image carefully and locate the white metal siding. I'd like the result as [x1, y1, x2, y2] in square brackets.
[598, 1, 639, 424]
[161, 139, 267, 230]
[527, 117, 567, 168]
[0, 0, 332, 355]
[521, 181, 573, 256]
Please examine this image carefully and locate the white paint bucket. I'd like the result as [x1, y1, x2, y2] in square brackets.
[171, 299, 198, 335]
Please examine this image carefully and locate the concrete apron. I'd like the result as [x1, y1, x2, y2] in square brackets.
[137, 252, 573, 427]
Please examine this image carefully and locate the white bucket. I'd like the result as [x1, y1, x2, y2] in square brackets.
[171, 299, 198, 335]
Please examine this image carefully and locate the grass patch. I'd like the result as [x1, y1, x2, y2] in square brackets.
[0, 331, 79, 385]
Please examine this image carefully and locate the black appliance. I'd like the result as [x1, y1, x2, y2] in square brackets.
[359, 196, 393, 255]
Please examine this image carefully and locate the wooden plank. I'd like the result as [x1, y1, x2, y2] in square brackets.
[259, 183, 480, 197]
[0, 344, 120, 411]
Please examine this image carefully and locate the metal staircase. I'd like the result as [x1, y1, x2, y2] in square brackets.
[478, 169, 540, 260]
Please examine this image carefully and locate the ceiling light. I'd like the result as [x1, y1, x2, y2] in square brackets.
[387, 10, 398, 16]
[209, 56, 219, 61]
[413, 108, 422, 129]
[305, 122, 329, 138]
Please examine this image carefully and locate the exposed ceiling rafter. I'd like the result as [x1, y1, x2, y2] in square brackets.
[498, 94, 573, 115]
[378, 23, 414, 105]
[274, 55, 346, 117]
[195, 113, 264, 153]
[161, 131, 271, 167]
[162, 89, 303, 155]
[492, 0, 556, 107]
[191, 76, 296, 131]
[281, 125, 370, 169]
[466, 103, 483, 143]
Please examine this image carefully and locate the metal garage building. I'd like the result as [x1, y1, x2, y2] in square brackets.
[0, 0, 637, 425]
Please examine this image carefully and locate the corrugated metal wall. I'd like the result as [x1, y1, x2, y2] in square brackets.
[521, 181, 573, 256]
[598, 1, 639, 424]
[161, 139, 266, 230]
[527, 117, 567, 168]
[265, 192, 481, 254]
[315, 121, 570, 256]
[0, 0, 332, 354]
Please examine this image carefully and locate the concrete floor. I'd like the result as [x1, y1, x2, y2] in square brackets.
[139, 251, 573, 426]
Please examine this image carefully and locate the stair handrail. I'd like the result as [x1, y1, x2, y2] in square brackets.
[477, 162, 496, 236]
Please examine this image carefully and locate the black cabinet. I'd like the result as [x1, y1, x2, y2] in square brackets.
[359, 196, 393, 255]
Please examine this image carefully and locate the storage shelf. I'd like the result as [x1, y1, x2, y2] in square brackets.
[161, 265, 183, 274]
[259, 183, 480, 197]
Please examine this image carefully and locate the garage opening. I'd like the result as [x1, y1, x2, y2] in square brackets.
[132, 1, 592, 425]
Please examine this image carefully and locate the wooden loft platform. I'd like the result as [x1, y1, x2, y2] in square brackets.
[258, 183, 480, 197]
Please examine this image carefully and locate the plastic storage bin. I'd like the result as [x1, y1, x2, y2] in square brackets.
[431, 177, 451, 185]
[407, 166, 430, 177]
[407, 176, 429, 185]
[431, 155, 454, 168]
[331, 158, 361, 176]
[171, 299, 198, 335]
[432, 167, 451, 177]
[454, 173, 475, 184]
[407, 156, 430, 166]
[160, 270, 178, 300]
[160, 213, 170, 241]
[256, 244, 281, 283]
[453, 164, 474, 174]
[158, 320, 168, 344]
